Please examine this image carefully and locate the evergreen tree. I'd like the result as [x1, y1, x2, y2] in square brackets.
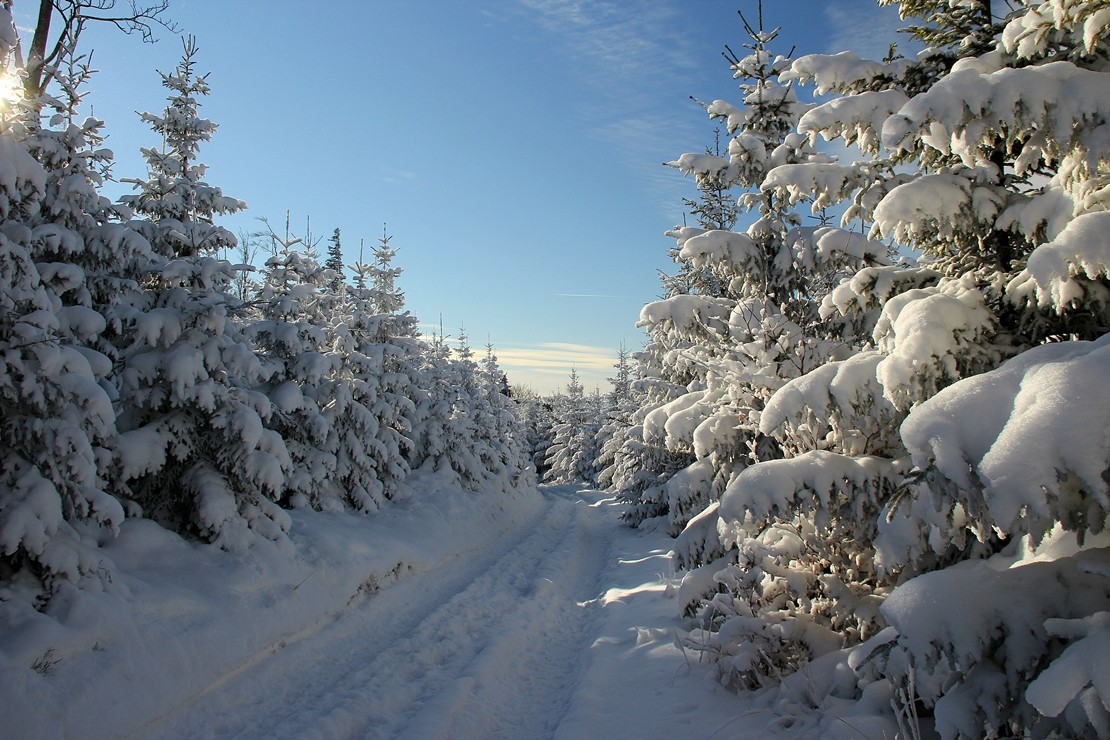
[325, 227, 344, 292]
[642, 2, 890, 566]
[332, 233, 421, 509]
[670, 3, 1110, 735]
[0, 13, 135, 596]
[409, 326, 460, 482]
[0, 101, 124, 595]
[520, 395, 557, 480]
[594, 345, 637, 490]
[543, 368, 600, 485]
[120, 35, 244, 258]
[112, 39, 290, 548]
[246, 247, 338, 510]
[476, 342, 532, 491]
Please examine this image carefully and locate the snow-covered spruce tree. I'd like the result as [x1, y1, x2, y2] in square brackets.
[690, 0, 1110, 732]
[113, 251, 292, 547]
[0, 11, 174, 599]
[325, 227, 344, 292]
[594, 345, 638, 490]
[476, 342, 532, 492]
[641, 10, 895, 675]
[543, 368, 600, 485]
[408, 327, 500, 491]
[245, 246, 338, 510]
[434, 330, 530, 491]
[672, 1, 981, 690]
[841, 2, 1110, 735]
[120, 35, 244, 258]
[112, 39, 291, 548]
[0, 14, 126, 596]
[519, 392, 557, 479]
[632, 10, 814, 546]
[408, 327, 456, 482]
[330, 230, 421, 510]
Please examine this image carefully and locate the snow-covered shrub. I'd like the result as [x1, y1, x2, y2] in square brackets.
[855, 545, 1110, 738]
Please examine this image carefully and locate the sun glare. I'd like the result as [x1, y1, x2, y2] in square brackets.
[0, 69, 23, 115]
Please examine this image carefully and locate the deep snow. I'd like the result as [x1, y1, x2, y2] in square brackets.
[1, 477, 767, 739]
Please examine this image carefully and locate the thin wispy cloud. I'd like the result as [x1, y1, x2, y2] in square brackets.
[512, 0, 710, 218]
[823, 1, 914, 60]
[497, 342, 617, 373]
[380, 168, 418, 186]
[515, 0, 696, 83]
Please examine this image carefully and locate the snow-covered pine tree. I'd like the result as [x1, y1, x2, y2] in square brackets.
[408, 326, 460, 483]
[0, 11, 173, 598]
[331, 229, 421, 510]
[441, 329, 498, 489]
[594, 345, 639, 490]
[630, 8, 816, 547]
[519, 393, 557, 479]
[407, 323, 521, 494]
[120, 35, 244, 258]
[846, 2, 1110, 734]
[637, 11, 892, 666]
[325, 227, 344, 292]
[0, 13, 124, 594]
[661, 1, 916, 688]
[476, 342, 531, 492]
[246, 246, 338, 510]
[112, 39, 291, 548]
[687, 0, 1110, 733]
[543, 368, 599, 485]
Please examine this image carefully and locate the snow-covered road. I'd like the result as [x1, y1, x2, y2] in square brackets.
[4, 483, 757, 739]
[138, 487, 613, 739]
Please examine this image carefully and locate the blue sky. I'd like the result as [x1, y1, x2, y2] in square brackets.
[13, 0, 907, 394]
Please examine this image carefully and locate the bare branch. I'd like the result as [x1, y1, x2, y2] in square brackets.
[24, 0, 178, 101]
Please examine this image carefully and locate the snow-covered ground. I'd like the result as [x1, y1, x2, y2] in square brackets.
[2, 476, 764, 739]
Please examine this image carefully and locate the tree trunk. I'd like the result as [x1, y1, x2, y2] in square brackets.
[26, 0, 52, 98]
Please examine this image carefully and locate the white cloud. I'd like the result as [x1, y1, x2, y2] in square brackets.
[496, 342, 616, 373]
[493, 341, 623, 393]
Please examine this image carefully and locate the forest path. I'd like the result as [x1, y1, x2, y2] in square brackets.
[135, 485, 617, 740]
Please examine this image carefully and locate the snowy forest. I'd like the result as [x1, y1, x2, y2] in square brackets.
[4, 0, 1110, 738]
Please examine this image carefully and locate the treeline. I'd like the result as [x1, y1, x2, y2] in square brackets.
[0, 20, 529, 602]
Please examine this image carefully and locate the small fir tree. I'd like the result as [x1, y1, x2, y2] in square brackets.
[120, 36, 245, 258]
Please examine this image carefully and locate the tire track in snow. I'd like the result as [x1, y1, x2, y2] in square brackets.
[138, 486, 610, 739]
[394, 488, 612, 739]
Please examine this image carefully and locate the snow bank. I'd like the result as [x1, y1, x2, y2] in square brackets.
[0, 474, 543, 739]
